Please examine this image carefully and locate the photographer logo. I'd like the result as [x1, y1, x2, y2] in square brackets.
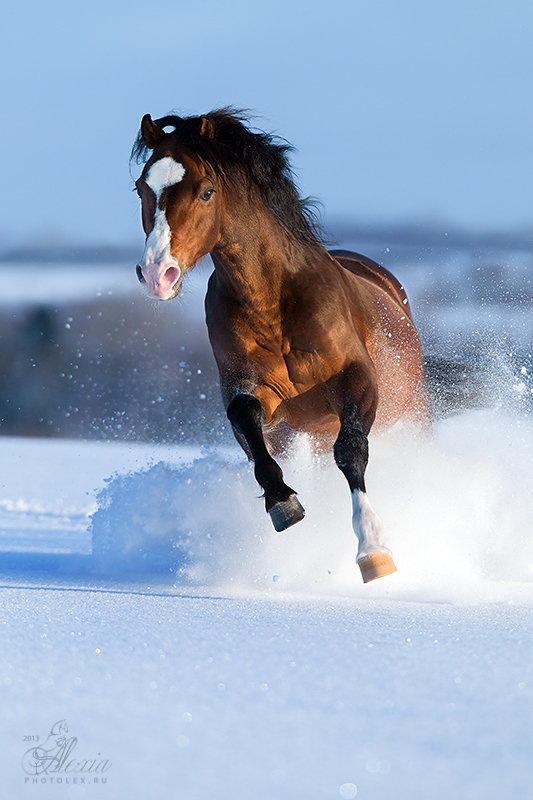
[22, 720, 111, 786]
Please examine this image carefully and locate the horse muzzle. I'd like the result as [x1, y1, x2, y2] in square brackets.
[136, 261, 182, 300]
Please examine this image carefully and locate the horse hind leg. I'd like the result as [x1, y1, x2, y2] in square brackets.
[226, 393, 305, 531]
[333, 407, 397, 583]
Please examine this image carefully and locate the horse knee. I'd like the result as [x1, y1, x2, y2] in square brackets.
[226, 393, 262, 432]
[333, 426, 368, 469]
[333, 418, 368, 493]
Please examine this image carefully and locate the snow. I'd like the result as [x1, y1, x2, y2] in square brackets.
[1, 408, 533, 798]
[4, 587, 532, 799]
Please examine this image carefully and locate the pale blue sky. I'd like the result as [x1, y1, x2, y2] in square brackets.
[2, 0, 532, 245]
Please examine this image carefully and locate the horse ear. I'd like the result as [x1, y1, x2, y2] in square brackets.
[199, 115, 216, 140]
[141, 114, 165, 149]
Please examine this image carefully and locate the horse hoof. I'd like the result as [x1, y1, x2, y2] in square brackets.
[357, 552, 397, 584]
[269, 494, 305, 531]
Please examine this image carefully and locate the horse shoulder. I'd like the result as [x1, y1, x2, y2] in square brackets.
[205, 273, 293, 412]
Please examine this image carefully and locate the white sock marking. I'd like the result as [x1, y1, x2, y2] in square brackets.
[351, 490, 390, 561]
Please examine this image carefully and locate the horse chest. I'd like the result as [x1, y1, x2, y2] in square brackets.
[282, 347, 332, 387]
[252, 311, 347, 384]
[239, 333, 325, 394]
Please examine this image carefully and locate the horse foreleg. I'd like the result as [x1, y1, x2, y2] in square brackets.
[226, 394, 305, 531]
[333, 402, 397, 583]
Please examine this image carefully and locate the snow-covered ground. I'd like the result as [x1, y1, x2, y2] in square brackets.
[1, 251, 532, 798]
[1, 410, 533, 798]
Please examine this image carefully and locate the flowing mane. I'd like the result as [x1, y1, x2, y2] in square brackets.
[131, 107, 322, 246]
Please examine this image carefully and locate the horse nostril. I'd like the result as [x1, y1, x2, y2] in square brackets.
[136, 265, 145, 284]
[163, 266, 181, 287]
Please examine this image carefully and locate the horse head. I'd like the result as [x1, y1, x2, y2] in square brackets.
[133, 114, 223, 300]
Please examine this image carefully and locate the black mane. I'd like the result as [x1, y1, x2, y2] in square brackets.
[131, 108, 323, 247]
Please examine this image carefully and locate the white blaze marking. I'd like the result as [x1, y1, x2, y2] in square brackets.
[351, 490, 390, 561]
[140, 157, 185, 286]
[143, 209, 173, 267]
[145, 156, 185, 201]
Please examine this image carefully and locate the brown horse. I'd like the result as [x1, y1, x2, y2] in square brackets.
[132, 109, 430, 583]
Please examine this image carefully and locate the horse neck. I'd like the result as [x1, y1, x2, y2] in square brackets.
[210, 190, 317, 308]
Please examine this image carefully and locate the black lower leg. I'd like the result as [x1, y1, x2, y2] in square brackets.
[227, 394, 305, 530]
[333, 398, 396, 582]
[333, 407, 369, 493]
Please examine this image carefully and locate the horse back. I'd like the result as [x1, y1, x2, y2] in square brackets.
[329, 249, 413, 319]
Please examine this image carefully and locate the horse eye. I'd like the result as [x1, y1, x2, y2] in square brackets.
[200, 188, 214, 202]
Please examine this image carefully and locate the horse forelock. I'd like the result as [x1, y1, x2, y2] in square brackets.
[131, 108, 323, 246]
